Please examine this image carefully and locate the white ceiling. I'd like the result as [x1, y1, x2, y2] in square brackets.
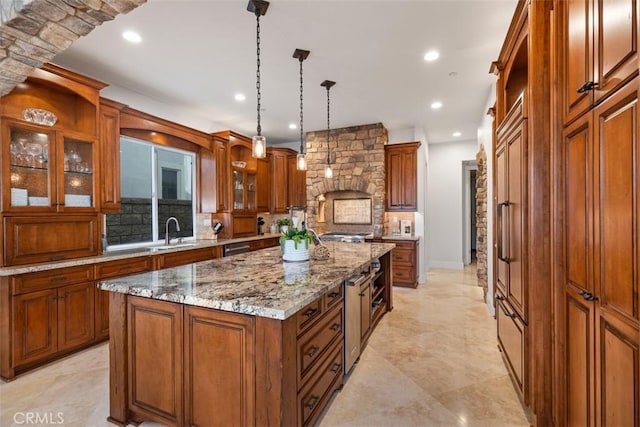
[53, 0, 517, 145]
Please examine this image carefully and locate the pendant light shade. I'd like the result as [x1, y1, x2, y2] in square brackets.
[321, 80, 336, 179]
[293, 48, 310, 171]
[248, 0, 269, 158]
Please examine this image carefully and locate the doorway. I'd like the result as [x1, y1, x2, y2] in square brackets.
[462, 160, 478, 265]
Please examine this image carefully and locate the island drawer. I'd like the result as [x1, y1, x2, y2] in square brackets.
[324, 283, 344, 310]
[13, 265, 94, 294]
[154, 247, 217, 269]
[95, 257, 152, 279]
[298, 341, 344, 426]
[296, 298, 324, 335]
[297, 304, 343, 387]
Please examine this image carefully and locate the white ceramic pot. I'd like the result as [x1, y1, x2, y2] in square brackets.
[282, 239, 309, 262]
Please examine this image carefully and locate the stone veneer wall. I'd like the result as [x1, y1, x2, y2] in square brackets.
[305, 123, 387, 237]
[0, 0, 146, 96]
[476, 145, 488, 297]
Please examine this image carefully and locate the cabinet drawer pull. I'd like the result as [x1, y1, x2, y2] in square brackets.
[499, 300, 516, 320]
[304, 308, 318, 318]
[577, 81, 599, 93]
[578, 290, 598, 301]
[119, 265, 132, 270]
[50, 276, 67, 283]
[305, 395, 320, 410]
[307, 346, 319, 358]
[496, 294, 504, 301]
[330, 363, 341, 374]
[328, 291, 340, 299]
[329, 323, 340, 332]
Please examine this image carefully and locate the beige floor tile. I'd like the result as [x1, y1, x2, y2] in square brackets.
[0, 265, 529, 427]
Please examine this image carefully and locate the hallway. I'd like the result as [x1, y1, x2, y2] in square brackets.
[0, 267, 529, 426]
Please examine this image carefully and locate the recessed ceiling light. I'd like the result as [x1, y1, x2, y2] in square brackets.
[423, 50, 440, 62]
[453, 131, 462, 137]
[234, 93, 246, 101]
[122, 31, 142, 43]
[289, 123, 297, 129]
[431, 101, 443, 109]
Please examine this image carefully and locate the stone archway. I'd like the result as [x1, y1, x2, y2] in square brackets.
[0, 0, 146, 96]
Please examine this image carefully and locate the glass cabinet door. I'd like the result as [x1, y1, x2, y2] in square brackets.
[246, 173, 256, 210]
[8, 126, 53, 209]
[62, 137, 95, 209]
[233, 170, 244, 210]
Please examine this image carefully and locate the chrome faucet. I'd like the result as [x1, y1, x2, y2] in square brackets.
[165, 217, 181, 245]
[307, 228, 323, 246]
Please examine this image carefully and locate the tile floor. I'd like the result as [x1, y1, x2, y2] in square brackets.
[0, 266, 529, 426]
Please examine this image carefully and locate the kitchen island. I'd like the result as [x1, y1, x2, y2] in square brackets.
[98, 242, 394, 427]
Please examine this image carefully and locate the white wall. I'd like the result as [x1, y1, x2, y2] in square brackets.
[478, 82, 496, 315]
[427, 140, 478, 269]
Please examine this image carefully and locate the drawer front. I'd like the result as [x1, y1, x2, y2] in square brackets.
[392, 267, 416, 283]
[298, 342, 344, 426]
[392, 249, 414, 264]
[296, 298, 324, 335]
[297, 305, 343, 385]
[13, 265, 94, 294]
[497, 296, 526, 397]
[96, 257, 152, 279]
[155, 248, 215, 270]
[391, 240, 415, 250]
[324, 284, 344, 311]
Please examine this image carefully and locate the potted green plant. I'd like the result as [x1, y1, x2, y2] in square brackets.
[276, 217, 292, 233]
[280, 228, 313, 262]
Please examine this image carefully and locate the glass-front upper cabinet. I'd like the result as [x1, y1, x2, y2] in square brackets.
[5, 121, 54, 211]
[3, 119, 96, 212]
[61, 136, 95, 210]
[232, 169, 257, 211]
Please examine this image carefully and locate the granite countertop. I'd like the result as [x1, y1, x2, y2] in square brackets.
[98, 242, 395, 320]
[0, 234, 282, 277]
[381, 235, 421, 241]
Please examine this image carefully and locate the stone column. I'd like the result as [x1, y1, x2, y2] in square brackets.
[476, 144, 488, 298]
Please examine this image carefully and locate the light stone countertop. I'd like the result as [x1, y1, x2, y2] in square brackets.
[0, 234, 282, 277]
[98, 242, 395, 320]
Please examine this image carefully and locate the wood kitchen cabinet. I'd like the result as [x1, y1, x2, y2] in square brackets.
[287, 154, 307, 208]
[386, 239, 419, 288]
[257, 158, 270, 212]
[99, 98, 125, 213]
[384, 142, 420, 212]
[268, 147, 296, 213]
[3, 266, 97, 379]
[557, 0, 639, 126]
[556, 76, 639, 426]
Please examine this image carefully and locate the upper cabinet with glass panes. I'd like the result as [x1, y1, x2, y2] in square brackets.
[1, 64, 106, 213]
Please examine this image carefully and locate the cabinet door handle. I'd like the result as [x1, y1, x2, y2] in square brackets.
[307, 346, 319, 358]
[330, 363, 342, 374]
[305, 395, 320, 410]
[496, 294, 504, 301]
[577, 81, 599, 93]
[498, 300, 516, 320]
[578, 290, 598, 301]
[329, 323, 340, 332]
[304, 308, 318, 318]
[497, 201, 510, 264]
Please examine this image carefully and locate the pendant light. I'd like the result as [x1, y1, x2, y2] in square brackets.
[247, 0, 269, 158]
[321, 80, 336, 178]
[293, 49, 310, 170]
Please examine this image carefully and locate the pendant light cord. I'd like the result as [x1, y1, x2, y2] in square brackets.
[299, 58, 304, 153]
[256, 13, 262, 136]
[326, 86, 331, 164]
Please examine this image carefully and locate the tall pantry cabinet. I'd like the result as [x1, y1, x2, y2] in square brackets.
[491, 1, 553, 424]
[554, 0, 639, 425]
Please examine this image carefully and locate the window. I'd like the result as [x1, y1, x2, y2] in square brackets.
[105, 136, 195, 248]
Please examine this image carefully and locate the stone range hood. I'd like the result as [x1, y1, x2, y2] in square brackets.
[304, 123, 387, 237]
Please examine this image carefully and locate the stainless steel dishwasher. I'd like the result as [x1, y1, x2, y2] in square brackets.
[344, 271, 370, 374]
[223, 241, 251, 257]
